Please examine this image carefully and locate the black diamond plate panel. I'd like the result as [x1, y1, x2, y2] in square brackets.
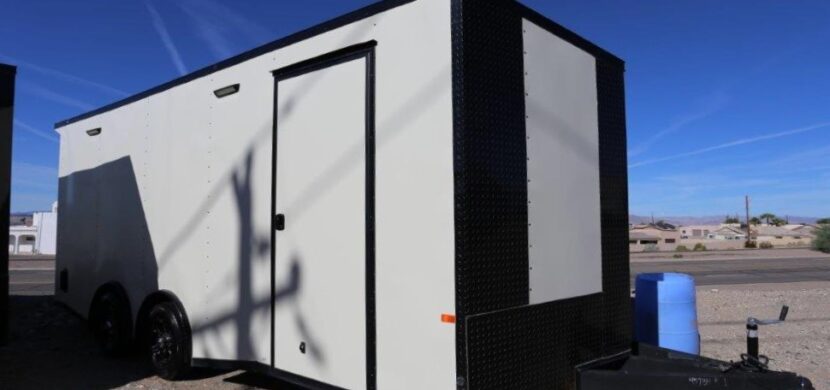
[452, 0, 529, 315]
[597, 60, 631, 355]
[453, 1, 631, 388]
[452, 0, 530, 384]
[463, 60, 629, 389]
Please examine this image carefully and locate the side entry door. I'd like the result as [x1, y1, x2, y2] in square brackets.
[271, 43, 376, 390]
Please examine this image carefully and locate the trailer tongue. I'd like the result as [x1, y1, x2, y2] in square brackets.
[580, 342, 813, 390]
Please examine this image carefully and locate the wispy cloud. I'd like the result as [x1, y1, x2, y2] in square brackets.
[628, 92, 729, 158]
[20, 82, 94, 111]
[11, 161, 58, 212]
[176, 0, 272, 60]
[11, 161, 58, 191]
[177, 3, 235, 59]
[181, 0, 271, 43]
[13, 119, 59, 144]
[0, 54, 128, 97]
[144, 1, 188, 76]
[629, 121, 830, 168]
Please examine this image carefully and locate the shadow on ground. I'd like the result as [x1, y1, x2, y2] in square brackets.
[0, 295, 300, 389]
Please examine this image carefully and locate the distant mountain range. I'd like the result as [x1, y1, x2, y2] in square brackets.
[629, 215, 820, 226]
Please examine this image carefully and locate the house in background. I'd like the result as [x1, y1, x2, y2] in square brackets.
[9, 214, 32, 227]
[706, 225, 746, 240]
[8, 225, 37, 254]
[679, 225, 720, 239]
[753, 225, 813, 247]
[8, 202, 57, 255]
[629, 224, 680, 251]
[783, 224, 818, 236]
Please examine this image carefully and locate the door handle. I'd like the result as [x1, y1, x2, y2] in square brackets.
[274, 214, 285, 231]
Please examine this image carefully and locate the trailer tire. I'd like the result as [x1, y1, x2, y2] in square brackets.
[90, 290, 132, 356]
[148, 302, 191, 380]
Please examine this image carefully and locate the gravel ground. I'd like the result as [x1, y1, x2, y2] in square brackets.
[697, 281, 830, 389]
[3, 284, 827, 389]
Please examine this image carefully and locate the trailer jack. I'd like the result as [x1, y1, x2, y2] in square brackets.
[722, 304, 790, 374]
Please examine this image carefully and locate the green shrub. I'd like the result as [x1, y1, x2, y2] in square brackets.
[813, 225, 830, 253]
[693, 243, 707, 251]
[672, 253, 683, 259]
[744, 241, 757, 249]
[759, 241, 774, 249]
[675, 245, 689, 252]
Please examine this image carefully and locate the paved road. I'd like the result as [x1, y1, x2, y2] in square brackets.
[9, 254, 830, 295]
[8, 256, 54, 295]
[632, 256, 830, 286]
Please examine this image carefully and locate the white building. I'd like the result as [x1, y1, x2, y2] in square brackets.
[8, 201, 57, 255]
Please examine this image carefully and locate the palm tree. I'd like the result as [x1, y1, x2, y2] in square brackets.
[759, 213, 776, 225]
[749, 217, 761, 225]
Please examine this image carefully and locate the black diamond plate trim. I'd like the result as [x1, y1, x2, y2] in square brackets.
[452, 0, 530, 386]
[596, 60, 631, 355]
[453, 1, 630, 388]
[463, 60, 629, 390]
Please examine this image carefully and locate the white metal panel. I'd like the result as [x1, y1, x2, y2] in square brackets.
[524, 19, 603, 304]
[273, 58, 367, 390]
[181, 59, 275, 363]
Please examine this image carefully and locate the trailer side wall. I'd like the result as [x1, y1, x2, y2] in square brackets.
[56, 0, 456, 388]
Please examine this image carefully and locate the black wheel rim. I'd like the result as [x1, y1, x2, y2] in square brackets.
[98, 303, 119, 350]
[150, 314, 175, 368]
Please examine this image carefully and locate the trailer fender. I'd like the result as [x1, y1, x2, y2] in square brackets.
[88, 281, 133, 354]
[88, 282, 132, 329]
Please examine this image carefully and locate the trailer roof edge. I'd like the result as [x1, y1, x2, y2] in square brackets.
[516, 2, 625, 68]
[55, 0, 624, 129]
[0, 64, 16, 75]
[54, 0, 417, 129]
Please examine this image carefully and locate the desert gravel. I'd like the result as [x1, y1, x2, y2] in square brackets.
[697, 281, 830, 389]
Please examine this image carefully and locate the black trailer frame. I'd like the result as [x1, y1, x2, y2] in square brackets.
[0, 63, 16, 347]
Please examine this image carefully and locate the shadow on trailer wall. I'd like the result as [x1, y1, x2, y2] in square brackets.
[56, 150, 320, 380]
[57, 156, 160, 331]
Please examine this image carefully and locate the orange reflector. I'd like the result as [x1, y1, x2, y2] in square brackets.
[441, 314, 456, 324]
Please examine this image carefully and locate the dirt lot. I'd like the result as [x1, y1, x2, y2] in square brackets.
[697, 282, 830, 389]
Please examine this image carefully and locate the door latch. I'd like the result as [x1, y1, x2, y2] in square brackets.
[274, 214, 285, 231]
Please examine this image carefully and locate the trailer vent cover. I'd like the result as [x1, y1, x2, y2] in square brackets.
[214, 84, 240, 98]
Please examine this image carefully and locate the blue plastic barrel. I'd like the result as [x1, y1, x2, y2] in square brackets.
[634, 273, 700, 354]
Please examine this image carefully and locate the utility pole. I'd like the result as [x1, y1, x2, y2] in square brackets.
[745, 195, 751, 246]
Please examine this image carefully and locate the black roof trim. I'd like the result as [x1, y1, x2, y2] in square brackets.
[515, 2, 625, 68]
[55, 0, 416, 129]
[0, 63, 17, 75]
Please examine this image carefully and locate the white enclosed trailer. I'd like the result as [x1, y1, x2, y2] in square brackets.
[54, 0, 629, 389]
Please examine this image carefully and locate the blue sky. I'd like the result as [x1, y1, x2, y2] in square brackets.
[1, 1, 829, 218]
